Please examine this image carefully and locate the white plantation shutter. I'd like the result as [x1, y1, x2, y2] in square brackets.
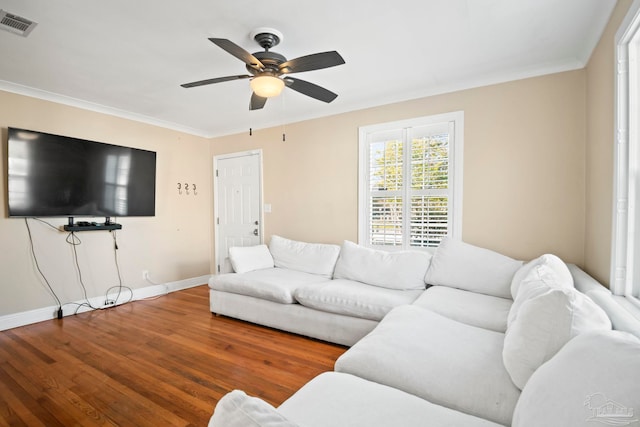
[408, 124, 450, 248]
[359, 112, 463, 250]
[368, 129, 403, 246]
[410, 195, 448, 247]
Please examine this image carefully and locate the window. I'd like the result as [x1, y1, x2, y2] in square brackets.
[612, 1, 640, 307]
[358, 111, 463, 251]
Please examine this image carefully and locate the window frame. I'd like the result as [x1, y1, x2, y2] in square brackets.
[612, 0, 640, 308]
[358, 111, 464, 251]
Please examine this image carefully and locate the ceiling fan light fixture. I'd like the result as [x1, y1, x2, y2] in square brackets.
[250, 75, 285, 98]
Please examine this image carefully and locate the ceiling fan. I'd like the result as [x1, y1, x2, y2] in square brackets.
[181, 28, 345, 110]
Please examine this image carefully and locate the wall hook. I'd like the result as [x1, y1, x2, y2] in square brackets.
[193, 184, 197, 195]
[177, 183, 182, 195]
[185, 183, 190, 195]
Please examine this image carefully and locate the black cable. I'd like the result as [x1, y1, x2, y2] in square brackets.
[105, 285, 133, 304]
[72, 302, 92, 315]
[108, 225, 133, 304]
[27, 217, 134, 317]
[110, 227, 124, 303]
[24, 218, 63, 311]
[31, 217, 60, 231]
[71, 222, 132, 308]
[67, 231, 99, 310]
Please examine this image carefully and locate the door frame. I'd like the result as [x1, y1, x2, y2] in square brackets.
[213, 149, 264, 274]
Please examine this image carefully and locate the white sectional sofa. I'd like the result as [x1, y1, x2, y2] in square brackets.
[207, 236, 640, 427]
[209, 236, 432, 345]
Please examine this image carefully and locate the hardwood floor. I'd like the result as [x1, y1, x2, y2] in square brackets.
[0, 285, 347, 426]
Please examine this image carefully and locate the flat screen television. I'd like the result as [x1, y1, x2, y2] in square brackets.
[7, 127, 156, 218]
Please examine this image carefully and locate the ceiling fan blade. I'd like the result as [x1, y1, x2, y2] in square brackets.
[284, 77, 338, 103]
[250, 93, 267, 110]
[279, 51, 345, 74]
[181, 74, 251, 88]
[209, 38, 264, 71]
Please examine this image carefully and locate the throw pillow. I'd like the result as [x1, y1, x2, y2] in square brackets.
[507, 258, 574, 327]
[228, 245, 274, 274]
[423, 237, 523, 298]
[332, 240, 432, 290]
[510, 254, 573, 299]
[503, 287, 611, 390]
[209, 390, 299, 427]
[512, 330, 640, 427]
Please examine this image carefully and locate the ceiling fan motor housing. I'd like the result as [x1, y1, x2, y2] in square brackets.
[247, 51, 286, 75]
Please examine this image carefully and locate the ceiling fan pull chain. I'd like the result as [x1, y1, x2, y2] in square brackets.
[281, 92, 286, 142]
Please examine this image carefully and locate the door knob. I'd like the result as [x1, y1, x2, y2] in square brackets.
[253, 229, 259, 236]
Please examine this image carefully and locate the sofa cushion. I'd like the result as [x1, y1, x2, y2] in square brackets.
[333, 240, 431, 290]
[412, 286, 512, 332]
[513, 331, 640, 427]
[335, 305, 520, 426]
[294, 279, 423, 321]
[278, 372, 505, 427]
[503, 285, 611, 390]
[268, 235, 340, 278]
[424, 237, 522, 298]
[209, 390, 298, 427]
[510, 253, 572, 299]
[228, 245, 274, 274]
[209, 268, 330, 304]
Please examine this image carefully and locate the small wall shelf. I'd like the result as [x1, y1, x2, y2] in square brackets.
[63, 223, 122, 232]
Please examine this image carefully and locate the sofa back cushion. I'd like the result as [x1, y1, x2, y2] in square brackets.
[512, 330, 640, 427]
[333, 240, 431, 290]
[228, 245, 274, 274]
[424, 237, 523, 298]
[503, 263, 611, 389]
[268, 235, 341, 278]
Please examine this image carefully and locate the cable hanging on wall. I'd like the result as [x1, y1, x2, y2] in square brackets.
[24, 218, 63, 317]
[24, 216, 136, 319]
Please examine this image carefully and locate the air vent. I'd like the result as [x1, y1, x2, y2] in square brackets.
[0, 10, 37, 37]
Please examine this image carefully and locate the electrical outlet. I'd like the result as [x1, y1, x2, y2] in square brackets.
[105, 300, 115, 306]
[142, 270, 149, 280]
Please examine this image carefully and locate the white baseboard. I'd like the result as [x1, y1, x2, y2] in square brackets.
[0, 275, 210, 331]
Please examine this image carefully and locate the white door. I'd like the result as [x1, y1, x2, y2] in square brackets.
[214, 150, 263, 274]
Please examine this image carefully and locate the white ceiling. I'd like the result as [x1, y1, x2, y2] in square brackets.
[0, 0, 616, 138]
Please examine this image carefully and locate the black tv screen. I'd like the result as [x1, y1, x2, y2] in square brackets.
[7, 128, 156, 217]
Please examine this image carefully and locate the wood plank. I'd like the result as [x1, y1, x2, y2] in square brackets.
[0, 285, 346, 425]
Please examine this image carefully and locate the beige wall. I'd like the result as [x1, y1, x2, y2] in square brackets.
[584, 0, 634, 286]
[0, 91, 212, 316]
[2, 1, 628, 318]
[210, 69, 587, 266]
